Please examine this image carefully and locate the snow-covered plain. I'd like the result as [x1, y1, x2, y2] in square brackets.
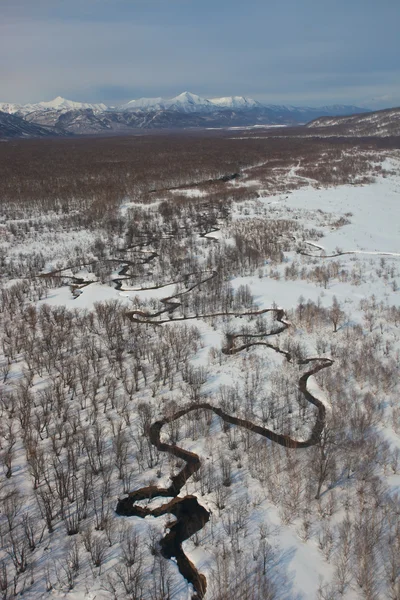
[277, 167, 400, 254]
[1, 153, 400, 600]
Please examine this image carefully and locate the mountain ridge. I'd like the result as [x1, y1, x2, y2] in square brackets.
[0, 91, 378, 138]
[0, 91, 369, 118]
[306, 106, 400, 137]
[0, 111, 66, 139]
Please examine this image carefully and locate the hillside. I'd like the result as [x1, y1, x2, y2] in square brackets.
[306, 106, 400, 136]
[0, 111, 63, 139]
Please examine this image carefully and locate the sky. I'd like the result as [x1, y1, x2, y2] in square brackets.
[1, 0, 399, 108]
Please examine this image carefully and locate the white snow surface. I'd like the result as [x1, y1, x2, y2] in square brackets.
[2, 161, 400, 600]
[38, 282, 134, 309]
[267, 166, 400, 254]
[170, 187, 208, 198]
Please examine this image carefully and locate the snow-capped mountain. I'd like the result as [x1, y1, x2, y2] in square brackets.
[0, 97, 107, 116]
[0, 91, 373, 137]
[209, 96, 263, 110]
[119, 92, 264, 113]
[167, 92, 215, 113]
[116, 94, 369, 119]
[0, 102, 37, 116]
[119, 92, 215, 113]
[1, 92, 371, 120]
[118, 96, 165, 112]
[36, 96, 107, 112]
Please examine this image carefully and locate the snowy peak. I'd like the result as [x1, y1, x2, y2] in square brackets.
[0, 102, 34, 115]
[119, 91, 215, 114]
[209, 96, 262, 110]
[119, 92, 260, 114]
[119, 96, 164, 112]
[167, 91, 214, 113]
[173, 91, 205, 103]
[39, 96, 71, 110]
[0, 97, 107, 115]
[37, 97, 107, 112]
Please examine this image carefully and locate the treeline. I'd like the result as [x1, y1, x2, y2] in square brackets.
[0, 133, 391, 219]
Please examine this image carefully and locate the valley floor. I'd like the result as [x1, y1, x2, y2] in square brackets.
[1, 143, 399, 600]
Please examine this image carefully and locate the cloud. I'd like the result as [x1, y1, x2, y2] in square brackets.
[1, 0, 399, 107]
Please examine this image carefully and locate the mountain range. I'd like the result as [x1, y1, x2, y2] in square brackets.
[0, 91, 371, 138]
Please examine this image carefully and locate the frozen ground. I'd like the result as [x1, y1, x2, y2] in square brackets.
[1, 156, 400, 600]
[271, 164, 400, 254]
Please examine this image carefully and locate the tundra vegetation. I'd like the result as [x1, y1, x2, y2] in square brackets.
[0, 131, 400, 600]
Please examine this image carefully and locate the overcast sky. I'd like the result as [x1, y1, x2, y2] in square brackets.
[1, 0, 399, 107]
